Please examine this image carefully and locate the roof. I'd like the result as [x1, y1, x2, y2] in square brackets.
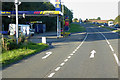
[89, 20, 108, 23]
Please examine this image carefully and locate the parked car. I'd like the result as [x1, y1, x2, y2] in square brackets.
[92, 22, 95, 24]
[104, 23, 108, 26]
[108, 21, 114, 26]
[114, 24, 120, 28]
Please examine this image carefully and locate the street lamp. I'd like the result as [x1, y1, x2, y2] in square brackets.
[15, 0, 21, 44]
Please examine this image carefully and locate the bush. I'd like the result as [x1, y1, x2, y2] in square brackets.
[2, 38, 18, 51]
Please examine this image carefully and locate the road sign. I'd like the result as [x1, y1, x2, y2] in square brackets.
[55, 0, 61, 11]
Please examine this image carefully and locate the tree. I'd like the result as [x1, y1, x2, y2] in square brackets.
[97, 17, 101, 20]
[73, 18, 78, 22]
[114, 15, 120, 25]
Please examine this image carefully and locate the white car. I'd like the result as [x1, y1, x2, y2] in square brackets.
[108, 21, 114, 26]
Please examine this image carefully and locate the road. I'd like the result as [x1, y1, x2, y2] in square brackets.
[2, 23, 119, 80]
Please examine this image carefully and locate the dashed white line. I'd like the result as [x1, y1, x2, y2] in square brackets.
[47, 33, 88, 78]
[76, 47, 80, 50]
[70, 53, 74, 56]
[113, 54, 120, 66]
[48, 72, 55, 78]
[68, 56, 71, 59]
[97, 29, 120, 66]
[64, 59, 68, 62]
[55, 67, 61, 71]
[73, 51, 76, 54]
[60, 63, 65, 66]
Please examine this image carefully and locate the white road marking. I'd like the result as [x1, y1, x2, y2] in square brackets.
[48, 72, 55, 78]
[113, 54, 120, 66]
[73, 51, 76, 53]
[70, 54, 74, 56]
[68, 56, 71, 59]
[90, 50, 96, 59]
[97, 29, 120, 66]
[55, 67, 61, 71]
[64, 59, 68, 62]
[60, 62, 65, 66]
[90, 53, 95, 59]
[76, 47, 80, 50]
[109, 45, 114, 52]
[106, 40, 110, 45]
[91, 50, 96, 54]
[47, 33, 88, 78]
[42, 52, 52, 59]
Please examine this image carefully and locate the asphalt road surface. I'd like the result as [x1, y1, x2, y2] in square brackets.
[2, 23, 119, 80]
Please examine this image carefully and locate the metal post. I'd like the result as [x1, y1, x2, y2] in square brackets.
[62, 3, 64, 36]
[57, 15, 59, 38]
[15, 0, 19, 44]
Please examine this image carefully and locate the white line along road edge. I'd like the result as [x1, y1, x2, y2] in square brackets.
[42, 52, 52, 59]
[97, 30, 120, 66]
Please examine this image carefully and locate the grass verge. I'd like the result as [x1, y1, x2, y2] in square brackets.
[68, 23, 86, 33]
[98, 26, 114, 31]
[1, 42, 48, 67]
[112, 30, 120, 34]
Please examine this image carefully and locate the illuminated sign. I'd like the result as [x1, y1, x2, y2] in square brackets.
[0, 11, 11, 14]
[34, 11, 60, 15]
[0, 11, 62, 15]
[55, 0, 61, 11]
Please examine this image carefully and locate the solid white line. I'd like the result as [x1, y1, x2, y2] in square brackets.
[48, 72, 55, 78]
[55, 67, 61, 71]
[106, 40, 110, 45]
[68, 56, 71, 59]
[60, 62, 65, 66]
[109, 45, 114, 52]
[113, 54, 120, 66]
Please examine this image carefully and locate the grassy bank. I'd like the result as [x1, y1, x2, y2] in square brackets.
[68, 23, 86, 33]
[1, 42, 48, 67]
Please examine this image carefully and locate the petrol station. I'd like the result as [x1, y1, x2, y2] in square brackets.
[0, 0, 63, 38]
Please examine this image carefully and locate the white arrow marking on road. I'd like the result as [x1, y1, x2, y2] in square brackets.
[90, 50, 96, 59]
[42, 52, 52, 59]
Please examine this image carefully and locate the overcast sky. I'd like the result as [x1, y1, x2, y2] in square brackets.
[50, 0, 119, 20]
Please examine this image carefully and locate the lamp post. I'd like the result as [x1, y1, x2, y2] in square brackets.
[15, 0, 21, 44]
